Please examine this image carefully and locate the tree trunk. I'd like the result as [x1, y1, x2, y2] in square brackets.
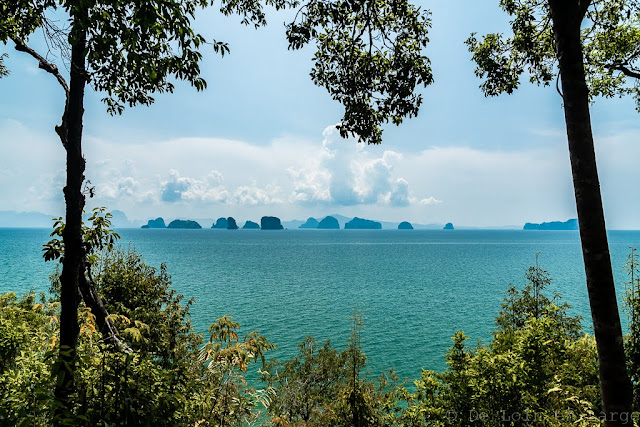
[53, 15, 88, 421]
[548, 0, 633, 423]
[78, 265, 128, 350]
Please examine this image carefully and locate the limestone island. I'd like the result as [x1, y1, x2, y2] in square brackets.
[345, 217, 382, 230]
[299, 217, 319, 229]
[398, 221, 413, 230]
[167, 220, 202, 229]
[443, 222, 454, 230]
[211, 217, 228, 229]
[261, 216, 284, 230]
[523, 218, 578, 230]
[227, 217, 238, 230]
[141, 217, 166, 229]
[318, 216, 340, 229]
[242, 220, 260, 229]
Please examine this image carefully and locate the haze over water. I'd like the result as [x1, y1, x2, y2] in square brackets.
[1, 228, 638, 380]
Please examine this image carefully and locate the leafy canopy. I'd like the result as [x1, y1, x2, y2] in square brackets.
[288, 0, 433, 144]
[2, 0, 433, 143]
[401, 260, 601, 427]
[1, 0, 295, 114]
[466, 0, 640, 109]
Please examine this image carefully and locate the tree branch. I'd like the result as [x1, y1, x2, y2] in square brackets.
[12, 38, 69, 95]
[13, 38, 70, 148]
[606, 63, 640, 79]
[81, 263, 132, 354]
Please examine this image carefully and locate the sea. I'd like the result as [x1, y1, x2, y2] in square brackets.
[1, 228, 639, 382]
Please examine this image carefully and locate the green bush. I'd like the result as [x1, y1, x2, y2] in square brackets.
[0, 248, 275, 426]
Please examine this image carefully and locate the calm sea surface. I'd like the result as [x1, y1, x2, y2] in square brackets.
[1, 228, 639, 380]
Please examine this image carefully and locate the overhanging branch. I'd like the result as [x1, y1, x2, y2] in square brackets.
[606, 63, 640, 79]
[13, 38, 69, 96]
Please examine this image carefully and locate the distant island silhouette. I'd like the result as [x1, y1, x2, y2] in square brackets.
[261, 216, 284, 230]
[398, 221, 413, 230]
[345, 217, 382, 229]
[443, 222, 454, 230]
[523, 219, 578, 230]
[299, 217, 320, 229]
[141, 217, 166, 229]
[318, 216, 340, 229]
[167, 219, 202, 229]
[242, 220, 260, 229]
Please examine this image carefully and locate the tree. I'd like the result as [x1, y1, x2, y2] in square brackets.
[0, 244, 277, 426]
[285, 0, 433, 144]
[623, 248, 640, 410]
[262, 314, 405, 426]
[402, 262, 601, 427]
[1, 0, 432, 419]
[466, 0, 640, 422]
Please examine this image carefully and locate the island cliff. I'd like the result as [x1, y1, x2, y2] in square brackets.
[242, 220, 260, 229]
[398, 221, 413, 230]
[261, 216, 284, 230]
[167, 220, 202, 229]
[141, 218, 166, 229]
[345, 217, 382, 229]
[523, 219, 578, 230]
[318, 216, 340, 229]
[227, 217, 238, 230]
[299, 217, 319, 229]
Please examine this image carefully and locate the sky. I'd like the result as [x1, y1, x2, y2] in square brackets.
[1, 1, 639, 228]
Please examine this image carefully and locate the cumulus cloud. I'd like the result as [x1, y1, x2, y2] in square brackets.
[388, 178, 411, 207]
[295, 125, 432, 207]
[160, 169, 229, 203]
[233, 184, 281, 205]
[157, 169, 282, 206]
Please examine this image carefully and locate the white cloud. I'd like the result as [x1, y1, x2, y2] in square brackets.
[419, 197, 442, 206]
[159, 169, 229, 203]
[309, 125, 431, 207]
[232, 184, 281, 205]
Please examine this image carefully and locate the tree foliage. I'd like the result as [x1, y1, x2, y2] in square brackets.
[401, 261, 601, 427]
[1, 245, 276, 426]
[1, 0, 432, 142]
[0, 53, 7, 77]
[287, 0, 433, 144]
[466, 1, 637, 419]
[466, 0, 640, 104]
[624, 247, 640, 411]
[262, 313, 406, 426]
[0, 0, 294, 113]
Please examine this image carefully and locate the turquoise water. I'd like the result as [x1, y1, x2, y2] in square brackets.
[1, 228, 639, 380]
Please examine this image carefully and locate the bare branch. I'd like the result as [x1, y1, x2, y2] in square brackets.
[12, 38, 69, 95]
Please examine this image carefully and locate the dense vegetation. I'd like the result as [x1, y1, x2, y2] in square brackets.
[1, 213, 639, 425]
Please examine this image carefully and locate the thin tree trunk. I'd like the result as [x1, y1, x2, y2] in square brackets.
[78, 264, 128, 350]
[548, 0, 633, 423]
[53, 14, 88, 421]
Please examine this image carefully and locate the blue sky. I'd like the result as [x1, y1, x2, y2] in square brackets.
[1, 1, 639, 228]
